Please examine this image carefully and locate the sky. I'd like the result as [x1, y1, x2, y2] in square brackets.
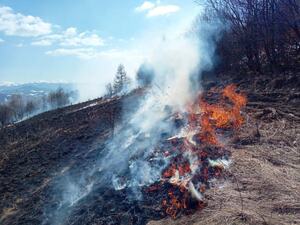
[0, 0, 201, 90]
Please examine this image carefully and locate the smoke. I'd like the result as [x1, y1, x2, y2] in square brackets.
[72, 49, 143, 102]
[75, 82, 107, 101]
[147, 37, 200, 110]
[96, 17, 222, 193]
[45, 12, 223, 225]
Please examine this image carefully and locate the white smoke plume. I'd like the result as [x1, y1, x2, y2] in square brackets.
[94, 37, 201, 193]
[45, 12, 223, 225]
[96, 18, 222, 194]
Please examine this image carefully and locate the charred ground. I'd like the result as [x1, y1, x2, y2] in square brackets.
[0, 72, 300, 225]
[0, 89, 166, 225]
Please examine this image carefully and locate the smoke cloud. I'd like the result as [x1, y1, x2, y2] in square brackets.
[99, 19, 221, 191]
[44, 12, 223, 225]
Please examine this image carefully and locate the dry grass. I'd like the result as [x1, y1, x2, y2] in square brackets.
[148, 104, 300, 225]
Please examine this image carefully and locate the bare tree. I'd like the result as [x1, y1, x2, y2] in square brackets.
[41, 95, 48, 111]
[0, 104, 12, 127]
[106, 83, 114, 97]
[199, 0, 300, 72]
[8, 94, 25, 121]
[24, 100, 37, 116]
[48, 88, 70, 109]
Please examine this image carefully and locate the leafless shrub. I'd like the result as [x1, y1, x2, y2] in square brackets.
[198, 0, 300, 72]
[48, 88, 71, 109]
[105, 83, 114, 97]
[24, 100, 38, 117]
[8, 94, 25, 121]
[0, 104, 12, 127]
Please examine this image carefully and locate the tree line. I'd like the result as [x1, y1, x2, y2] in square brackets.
[0, 88, 74, 127]
[198, 0, 300, 73]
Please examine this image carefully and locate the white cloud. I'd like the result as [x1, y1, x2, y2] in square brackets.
[0, 5, 104, 48]
[135, 1, 180, 17]
[0, 6, 52, 37]
[32, 27, 104, 47]
[60, 27, 104, 46]
[147, 5, 180, 17]
[46, 48, 98, 60]
[98, 49, 141, 59]
[135, 1, 155, 12]
[31, 39, 52, 46]
[0, 38, 4, 43]
[46, 48, 142, 61]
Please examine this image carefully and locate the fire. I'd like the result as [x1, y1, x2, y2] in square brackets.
[159, 84, 247, 218]
[198, 84, 247, 145]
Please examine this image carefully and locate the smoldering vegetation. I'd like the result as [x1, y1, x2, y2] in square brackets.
[148, 70, 300, 225]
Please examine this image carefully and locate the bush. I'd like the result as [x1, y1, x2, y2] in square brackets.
[199, 0, 300, 73]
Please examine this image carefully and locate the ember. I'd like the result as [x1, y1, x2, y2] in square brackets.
[155, 84, 247, 218]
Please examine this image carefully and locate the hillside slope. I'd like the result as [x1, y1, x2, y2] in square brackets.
[0, 72, 299, 225]
[0, 90, 149, 225]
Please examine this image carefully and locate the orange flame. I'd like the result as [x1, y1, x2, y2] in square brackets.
[161, 84, 247, 218]
[198, 84, 247, 145]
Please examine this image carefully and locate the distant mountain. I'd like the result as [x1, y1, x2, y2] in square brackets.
[0, 82, 76, 103]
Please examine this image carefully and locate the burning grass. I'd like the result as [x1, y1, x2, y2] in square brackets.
[148, 84, 247, 219]
[148, 87, 300, 225]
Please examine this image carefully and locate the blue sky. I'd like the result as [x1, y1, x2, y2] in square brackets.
[0, 0, 200, 87]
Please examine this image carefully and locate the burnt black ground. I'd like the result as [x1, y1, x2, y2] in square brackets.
[1, 85, 203, 225]
[0, 89, 168, 225]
